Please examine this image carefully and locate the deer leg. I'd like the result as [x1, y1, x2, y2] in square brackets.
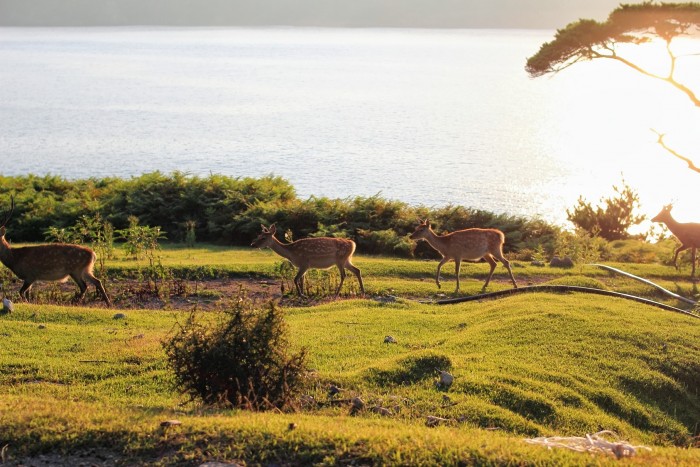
[84, 272, 112, 306]
[346, 261, 365, 295]
[19, 281, 33, 302]
[335, 266, 346, 297]
[494, 251, 518, 288]
[294, 266, 308, 297]
[483, 255, 498, 289]
[435, 258, 449, 289]
[692, 247, 697, 279]
[673, 245, 689, 270]
[70, 274, 88, 302]
[454, 259, 462, 293]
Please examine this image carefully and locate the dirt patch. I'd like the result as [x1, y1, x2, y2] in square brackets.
[4, 276, 364, 311]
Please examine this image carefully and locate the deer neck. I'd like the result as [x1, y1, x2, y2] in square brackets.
[423, 229, 450, 253]
[661, 215, 683, 235]
[0, 237, 14, 269]
[269, 236, 298, 262]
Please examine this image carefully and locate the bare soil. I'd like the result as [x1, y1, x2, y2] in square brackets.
[6, 276, 366, 311]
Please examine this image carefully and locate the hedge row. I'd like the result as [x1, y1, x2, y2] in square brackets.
[0, 172, 560, 257]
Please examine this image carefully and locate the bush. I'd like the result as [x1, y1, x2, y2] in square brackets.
[163, 293, 308, 411]
[0, 172, 561, 257]
[566, 179, 646, 241]
[357, 228, 414, 257]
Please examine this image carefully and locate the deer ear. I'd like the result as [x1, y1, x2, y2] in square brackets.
[269, 224, 277, 234]
[260, 224, 268, 233]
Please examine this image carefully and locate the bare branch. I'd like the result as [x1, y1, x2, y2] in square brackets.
[602, 53, 700, 107]
[666, 38, 677, 80]
[651, 129, 700, 174]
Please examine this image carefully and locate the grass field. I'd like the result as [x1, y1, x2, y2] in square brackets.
[1, 244, 699, 465]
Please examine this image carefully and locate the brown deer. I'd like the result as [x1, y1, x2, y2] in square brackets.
[251, 224, 365, 297]
[410, 219, 517, 292]
[0, 197, 111, 306]
[651, 204, 700, 278]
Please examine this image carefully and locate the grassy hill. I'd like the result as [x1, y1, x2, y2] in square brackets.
[1, 246, 699, 465]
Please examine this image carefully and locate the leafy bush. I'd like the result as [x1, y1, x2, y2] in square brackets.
[0, 172, 561, 257]
[116, 216, 166, 260]
[163, 294, 308, 411]
[357, 228, 414, 257]
[566, 179, 646, 241]
[554, 228, 610, 271]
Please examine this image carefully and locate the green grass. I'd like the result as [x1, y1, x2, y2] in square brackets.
[1, 245, 700, 465]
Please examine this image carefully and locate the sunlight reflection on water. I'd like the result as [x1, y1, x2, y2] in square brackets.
[1, 27, 698, 226]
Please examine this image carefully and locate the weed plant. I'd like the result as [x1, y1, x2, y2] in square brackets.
[163, 291, 308, 410]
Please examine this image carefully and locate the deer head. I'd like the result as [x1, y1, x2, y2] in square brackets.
[409, 219, 432, 240]
[651, 204, 673, 224]
[251, 224, 277, 248]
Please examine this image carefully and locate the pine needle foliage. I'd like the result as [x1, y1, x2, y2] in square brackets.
[163, 293, 308, 411]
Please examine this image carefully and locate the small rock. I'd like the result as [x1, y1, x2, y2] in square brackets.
[373, 295, 397, 303]
[438, 370, 454, 388]
[349, 396, 366, 414]
[38, 324, 46, 330]
[530, 260, 545, 267]
[328, 384, 342, 397]
[2, 298, 13, 313]
[549, 256, 574, 268]
[426, 415, 450, 427]
[288, 422, 297, 431]
[370, 406, 392, 416]
[383, 335, 397, 344]
[113, 313, 127, 320]
[160, 419, 182, 427]
[351, 396, 365, 410]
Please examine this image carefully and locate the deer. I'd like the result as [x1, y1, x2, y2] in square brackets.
[0, 197, 112, 306]
[651, 204, 700, 278]
[251, 224, 365, 297]
[410, 219, 517, 292]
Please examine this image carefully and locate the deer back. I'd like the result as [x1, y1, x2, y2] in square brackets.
[286, 237, 356, 268]
[444, 228, 505, 260]
[4, 244, 96, 281]
[671, 222, 700, 246]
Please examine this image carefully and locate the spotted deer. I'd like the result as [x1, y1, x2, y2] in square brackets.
[0, 197, 111, 306]
[410, 219, 517, 292]
[251, 224, 365, 297]
[652, 204, 700, 278]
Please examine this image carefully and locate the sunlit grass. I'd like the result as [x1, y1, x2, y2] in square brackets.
[1, 245, 699, 464]
[2, 286, 700, 464]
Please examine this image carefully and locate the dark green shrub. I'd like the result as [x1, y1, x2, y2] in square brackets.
[357, 228, 413, 257]
[0, 172, 562, 257]
[163, 294, 308, 411]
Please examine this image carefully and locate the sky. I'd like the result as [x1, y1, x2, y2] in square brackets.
[0, 0, 627, 29]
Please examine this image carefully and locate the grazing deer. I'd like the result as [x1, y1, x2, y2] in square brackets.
[0, 198, 112, 306]
[651, 204, 700, 278]
[251, 224, 365, 297]
[410, 219, 517, 292]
